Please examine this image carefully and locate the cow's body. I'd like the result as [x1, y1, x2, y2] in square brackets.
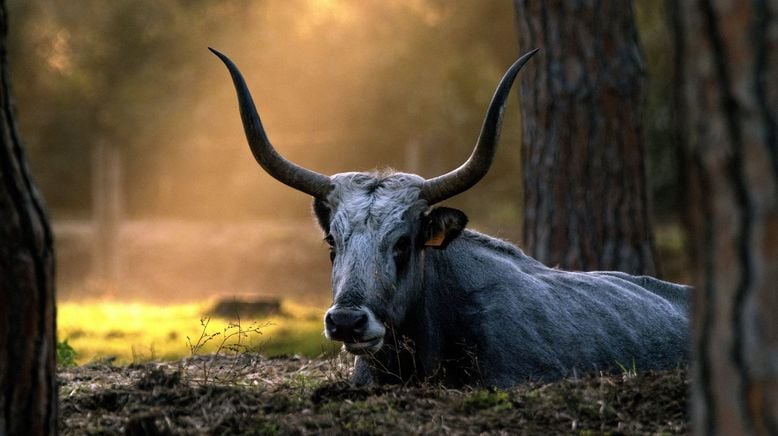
[325, 173, 688, 387]
[211, 48, 690, 388]
[354, 229, 689, 386]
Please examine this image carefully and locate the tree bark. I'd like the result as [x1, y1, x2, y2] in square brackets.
[673, 1, 778, 435]
[513, 0, 657, 275]
[0, 1, 58, 435]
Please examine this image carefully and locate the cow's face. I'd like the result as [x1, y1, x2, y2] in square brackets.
[315, 172, 467, 355]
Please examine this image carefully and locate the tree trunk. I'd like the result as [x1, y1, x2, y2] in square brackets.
[513, 0, 657, 275]
[0, 1, 58, 434]
[673, 0, 778, 434]
[92, 139, 122, 285]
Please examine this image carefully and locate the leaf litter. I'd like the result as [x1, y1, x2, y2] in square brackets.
[59, 354, 688, 435]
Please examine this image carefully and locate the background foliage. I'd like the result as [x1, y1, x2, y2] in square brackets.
[7, 0, 678, 226]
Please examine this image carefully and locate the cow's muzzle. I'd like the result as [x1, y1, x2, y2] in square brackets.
[324, 306, 385, 354]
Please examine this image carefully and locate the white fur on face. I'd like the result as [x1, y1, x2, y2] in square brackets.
[325, 172, 427, 243]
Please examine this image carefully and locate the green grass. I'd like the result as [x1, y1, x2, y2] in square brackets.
[57, 300, 337, 365]
[56, 339, 78, 367]
[459, 390, 513, 413]
[616, 357, 638, 377]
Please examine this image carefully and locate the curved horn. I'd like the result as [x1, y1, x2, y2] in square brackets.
[420, 48, 539, 205]
[210, 48, 332, 199]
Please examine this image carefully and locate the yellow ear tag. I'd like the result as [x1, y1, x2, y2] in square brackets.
[425, 232, 446, 247]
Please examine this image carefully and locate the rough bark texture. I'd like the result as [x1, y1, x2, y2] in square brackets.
[673, 0, 778, 435]
[513, 0, 657, 275]
[0, 1, 58, 434]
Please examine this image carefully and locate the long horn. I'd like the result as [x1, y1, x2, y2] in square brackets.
[210, 48, 333, 199]
[420, 48, 539, 205]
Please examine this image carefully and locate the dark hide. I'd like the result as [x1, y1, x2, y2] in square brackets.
[314, 173, 689, 388]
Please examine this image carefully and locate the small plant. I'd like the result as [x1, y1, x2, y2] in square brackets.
[459, 389, 513, 413]
[616, 357, 638, 378]
[325, 345, 357, 383]
[255, 421, 280, 435]
[285, 372, 323, 396]
[131, 344, 157, 365]
[185, 316, 269, 385]
[361, 326, 420, 385]
[57, 339, 77, 367]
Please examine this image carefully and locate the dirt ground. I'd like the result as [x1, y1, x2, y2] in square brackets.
[59, 354, 689, 435]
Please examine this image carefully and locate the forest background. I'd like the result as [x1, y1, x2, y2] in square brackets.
[5, 0, 685, 362]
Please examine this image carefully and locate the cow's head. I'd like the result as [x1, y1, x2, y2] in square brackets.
[312, 172, 469, 353]
[211, 48, 537, 354]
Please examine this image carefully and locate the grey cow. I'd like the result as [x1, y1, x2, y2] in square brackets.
[211, 48, 689, 387]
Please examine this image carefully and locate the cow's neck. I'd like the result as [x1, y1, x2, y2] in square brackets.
[370, 241, 488, 385]
[417, 234, 509, 385]
[363, 234, 509, 385]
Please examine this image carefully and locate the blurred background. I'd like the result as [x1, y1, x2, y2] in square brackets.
[5, 0, 684, 361]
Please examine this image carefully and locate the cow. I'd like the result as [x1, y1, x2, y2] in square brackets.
[210, 48, 689, 388]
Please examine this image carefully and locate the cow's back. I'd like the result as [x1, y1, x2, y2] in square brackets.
[436, 232, 690, 387]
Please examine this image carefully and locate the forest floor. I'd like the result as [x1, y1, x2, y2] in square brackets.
[59, 354, 689, 435]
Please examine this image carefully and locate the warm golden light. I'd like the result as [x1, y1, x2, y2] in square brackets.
[10, 1, 522, 360]
[57, 300, 333, 365]
[296, 0, 358, 37]
[45, 30, 72, 74]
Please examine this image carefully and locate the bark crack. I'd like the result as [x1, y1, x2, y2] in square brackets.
[0, 2, 56, 433]
[700, 0, 755, 433]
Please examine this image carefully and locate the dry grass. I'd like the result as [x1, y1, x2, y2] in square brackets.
[59, 356, 689, 434]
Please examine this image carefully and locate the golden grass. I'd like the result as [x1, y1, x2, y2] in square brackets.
[57, 300, 339, 365]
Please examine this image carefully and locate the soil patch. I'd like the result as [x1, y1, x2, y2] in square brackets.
[59, 354, 688, 434]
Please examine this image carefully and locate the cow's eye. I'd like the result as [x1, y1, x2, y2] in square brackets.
[393, 236, 411, 266]
[324, 235, 336, 262]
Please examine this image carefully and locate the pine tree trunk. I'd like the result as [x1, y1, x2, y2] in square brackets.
[513, 0, 657, 275]
[0, 1, 58, 434]
[92, 139, 122, 285]
[673, 1, 778, 434]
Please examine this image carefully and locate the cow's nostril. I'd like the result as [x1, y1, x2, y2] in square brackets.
[324, 312, 337, 334]
[352, 312, 368, 333]
[329, 309, 364, 328]
[326, 308, 370, 340]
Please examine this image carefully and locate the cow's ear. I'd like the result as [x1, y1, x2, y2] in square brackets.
[423, 207, 468, 249]
[313, 198, 331, 233]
